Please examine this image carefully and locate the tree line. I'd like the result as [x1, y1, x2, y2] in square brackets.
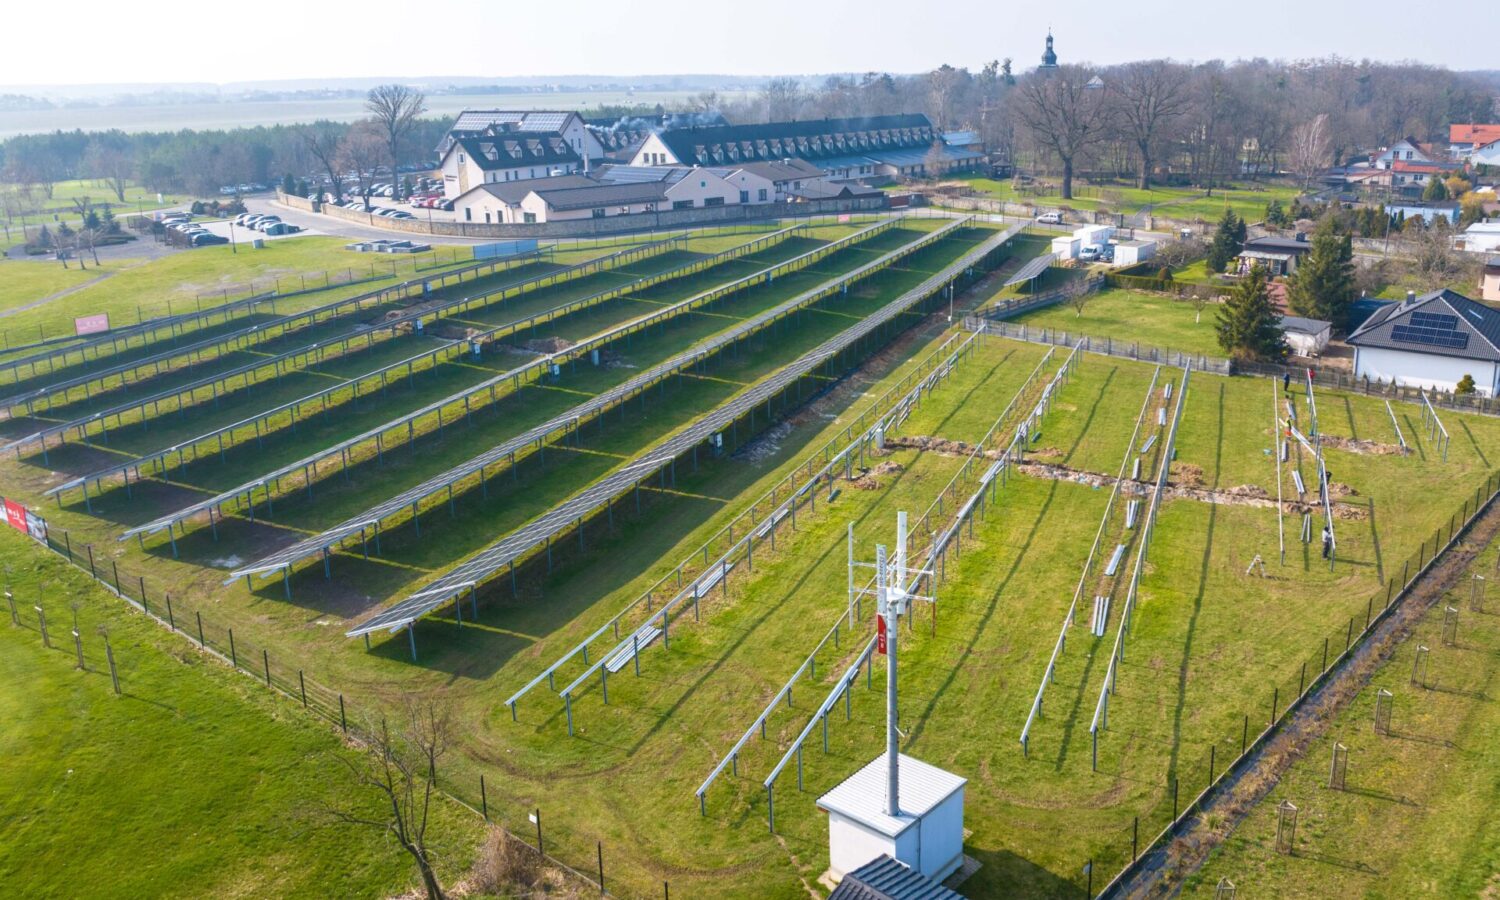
[2, 58, 1495, 205]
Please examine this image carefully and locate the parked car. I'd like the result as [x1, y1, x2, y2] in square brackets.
[191, 233, 229, 246]
[253, 217, 282, 231]
[1036, 212, 1064, 225]
[262, 222, 302, 235]
[437, 199, 454, 211]
[1079, 244, 1102, 262]
[241, 214, 268, 228]
[233, 213, 254, 226]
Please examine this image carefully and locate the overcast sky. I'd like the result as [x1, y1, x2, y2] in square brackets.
[2, 0, 1488, 87]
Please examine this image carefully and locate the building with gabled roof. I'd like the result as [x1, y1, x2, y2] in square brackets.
[438, 129, 583, 199]
[630, 114, 981, 181]
[436, 110, 601, 159]
[1449, 123, 1500, 160]
[1347, 289, 1500, 395]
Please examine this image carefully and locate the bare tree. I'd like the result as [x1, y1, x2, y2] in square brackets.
[365, 85, 427, 199]
[83, 137, 133, 203]
[332, 700, 449, 900]
[927, 64, 964, 130]
[761, 77, 805, 121]
[339, 123, 387, 210]
[1015, 66, 1113, 200]
[304, 121, 348, 202]
[1287, 113, 1333, 189]
[1112, 61, 1191, 189]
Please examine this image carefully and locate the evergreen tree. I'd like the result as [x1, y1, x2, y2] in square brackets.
[1216, 264, 1288, 361]
[1422, 176, 1448, 202]
[1456, 374, 1476, 395]
[1287, 217, 1356, 330]
[1206, 208, 1244, 274]
[281, 172, 297, 195]
[1265, 200, 1288, 227]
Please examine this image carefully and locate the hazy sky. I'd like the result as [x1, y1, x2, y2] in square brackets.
[2, 0, 1487, 87]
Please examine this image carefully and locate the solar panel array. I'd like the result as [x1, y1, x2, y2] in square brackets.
[1003, 251, 1056, 287]
[1392, 310, 1469, 351]
[346, 218, 1000, 638]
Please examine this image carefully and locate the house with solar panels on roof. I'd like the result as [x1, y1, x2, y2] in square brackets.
[629, 114, 982, 183]
[437, 127, 585, 200]
[1347, 289, 1500, 396]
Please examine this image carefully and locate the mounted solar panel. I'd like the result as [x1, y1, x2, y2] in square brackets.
[1003, 253, 1056, 287]
[1409, 312, 1459, 330]
[1391, 325, 1469, 350]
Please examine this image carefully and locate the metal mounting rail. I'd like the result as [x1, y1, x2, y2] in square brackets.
[504, 329, 979, 718]
[696, 338, 1057, 809]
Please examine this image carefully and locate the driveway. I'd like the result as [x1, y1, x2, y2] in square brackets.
[245, 198, 483, 246]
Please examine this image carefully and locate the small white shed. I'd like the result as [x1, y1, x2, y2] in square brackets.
[1051, 235, 1082, 260]
[1113, 239, 1157, 267]
[816, 752, 967, 883]
[1279, 315, 1332, 357]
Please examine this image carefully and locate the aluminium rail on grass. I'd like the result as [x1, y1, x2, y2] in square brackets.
[503, 328, 980, 719]
[696, 339, 1060, 809]
[1018, 367, 1161, 756]
[224, 226, 831, 581]
[753, 339, 1075, 831]
[1088, 367, 1191, 769]
[120, 220, 901, 547]
[49, 227, 806, 502]
[568, 336, 1060, 738]
[0, 246, 558, 416]
[0, 238, 679, 417]
[346, 218, 1000, 641]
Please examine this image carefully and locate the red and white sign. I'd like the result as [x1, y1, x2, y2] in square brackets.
[876, 614, 888, 655]
[74, 313, 110, 336]
[4, 498, 27, 533]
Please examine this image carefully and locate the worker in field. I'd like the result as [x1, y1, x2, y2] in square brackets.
[1283, 372, 1291, 393]
[1321, 525, 1333, 560]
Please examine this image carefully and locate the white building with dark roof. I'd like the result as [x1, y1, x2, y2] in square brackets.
[630, 114, 982, 181]
[437, 110, 602, 159]
[438, 129, 583, 199]
[1347, 289, 1500, 395]
[450, 167, 739, 224]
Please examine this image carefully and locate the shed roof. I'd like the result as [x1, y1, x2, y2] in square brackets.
[817, 753, 966, 839]
[1242, 236, 1312, 255]
[531, 180, 669, 211]
[456, 174, 594, 206]
[653, 114, 935, 166]
[1279, 315, 1331, 335]
[828, 856, 962, 900]
[1346, 288, 1500, 363]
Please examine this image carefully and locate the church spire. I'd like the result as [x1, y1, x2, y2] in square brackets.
[1040, 30, 1058, 69]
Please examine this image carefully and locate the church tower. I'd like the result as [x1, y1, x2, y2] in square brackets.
[1039, 31, 1059, 71]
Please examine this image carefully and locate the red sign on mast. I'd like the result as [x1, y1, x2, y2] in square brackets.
[876, 614, 888, 655]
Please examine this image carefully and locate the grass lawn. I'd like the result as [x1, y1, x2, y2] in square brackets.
[0, 259, 109, 321]
[939, 175, 1302, 223]
[1008, 286, 1226, 357]
[0, 528, 481, 899]
[4, 177, 188, 214]
[7, 213, 1500, 897]
[1184, 535, 1500, 898]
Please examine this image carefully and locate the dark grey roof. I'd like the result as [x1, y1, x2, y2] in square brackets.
[1242, 236, 1312, 255]
[451, 132, 580, 172]
[828, 856, 961, 900]
[1486, 256, 1500, 269]
[652, 114, 935, 166]
[461, 174, 595, 206]
[1346, 289, 1500, 363]
[532, 180, 668, 211]
[1278, 315, 1331, 334]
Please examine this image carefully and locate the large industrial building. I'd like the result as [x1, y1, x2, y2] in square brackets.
[628, 114, 982, 180]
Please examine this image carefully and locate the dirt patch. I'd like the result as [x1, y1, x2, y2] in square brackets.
[1322, 434, 1407, 456]
[1118, 497, 1500, 899]
[520, 336, 573, 354]
[733, 420, 794, 465]
[1172, 462, 1205, 488]
[851, 460, 905, 490]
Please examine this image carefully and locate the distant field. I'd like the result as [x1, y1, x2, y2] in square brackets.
[1008, 287, 1227, 357]
[0, 90, 756, 138]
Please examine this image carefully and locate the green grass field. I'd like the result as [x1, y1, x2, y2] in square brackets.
[942, 176, 1301, 223]
[6, 215, 1500, 897]
[1006, 287, 1226, 357]
[0, 528, 481, 899]
[1184, 535, 1500, 898]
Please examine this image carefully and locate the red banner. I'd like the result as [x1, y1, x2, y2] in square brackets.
[74, 313, 110, 336]
[4, 499, 27, 533]
[876, 614, 887, 655]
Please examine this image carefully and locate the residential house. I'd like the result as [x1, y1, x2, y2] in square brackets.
[1236, 236, 1311, 277]
[1374, 137, 1432, 170]
[1347, 289, 1500, 396]
[451, 168, 739, 224]
[1459, 222, 1500, 255]
[1448, 123, 1500, 161]
[436, 110, 603, 160]
[1385, 200, 1461, 225]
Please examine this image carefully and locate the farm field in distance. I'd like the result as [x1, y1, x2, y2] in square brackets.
[4, 212, 1500, 897]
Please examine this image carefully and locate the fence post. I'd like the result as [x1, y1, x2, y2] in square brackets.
[339, 694, 347, 733]
[106, 640, 120, 695]
[263, 649, 271, 687]
[229, 628, 237, 668]
[597, 841, 605, 894]
[299, 670, 307, 706]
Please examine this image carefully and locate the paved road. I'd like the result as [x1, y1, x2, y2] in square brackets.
[245, 198, 484, 246]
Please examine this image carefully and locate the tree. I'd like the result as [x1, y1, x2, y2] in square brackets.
[1112, 60, 1191, 189]
[1456, 374, 1477, 395]
[1287, 217, 1356, 329]
[1265, 200, 1289, 228]
[1205, 208, 1245, 274]
[332, 700, 450, 900]
[1216, 265, 1287, 361]
[1014, 65, 1112, 200]
[1421, 176, 1448, 202]
[1287, 114, 1333, 189]
[281, 172, 297, 196]
[1458, 192, 1486, 228]
[761, 77, 805, 121]
[83, 135, 134, 203]
[365, 84, 427, 200]
[304, 120, 348, 202]
[339, 123, 387, 209]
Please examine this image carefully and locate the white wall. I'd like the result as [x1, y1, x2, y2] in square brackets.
[1114, 243, 1156, 267]
[827, 816, 896, 879]
[717, 169, 779, 204]
[914, 790, 965, 881]
[1285, 329, 1330, 357]
[664, 171, 738, 208]
[1354, 346, 1499, 396]
[631, 134, 680, 167]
